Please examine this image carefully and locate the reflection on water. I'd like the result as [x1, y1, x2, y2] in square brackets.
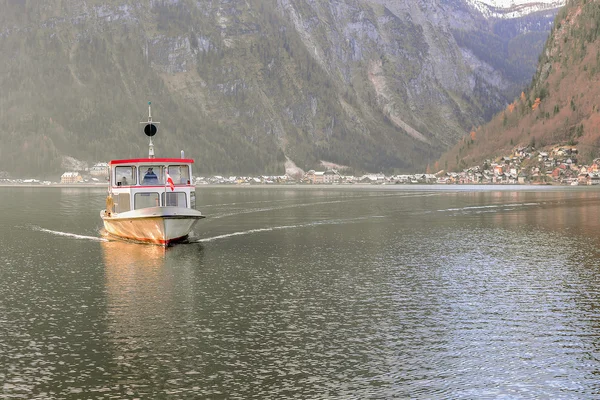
[2, 186, 600, 398]
[101, 241, 168, 314]
[100, 240, 210, 398]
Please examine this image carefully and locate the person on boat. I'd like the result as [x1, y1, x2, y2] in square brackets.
[143, 167, 158, 184]
[121, 176, 128, 185]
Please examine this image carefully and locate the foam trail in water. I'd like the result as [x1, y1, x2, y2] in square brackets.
[211, 193, 441, 219]
[202, 191, 434, 209]
[195, 217, 371, 242]
[438, 202, 540, 212]
[31, 226, 108, 242]
[202, 198, 292, 208]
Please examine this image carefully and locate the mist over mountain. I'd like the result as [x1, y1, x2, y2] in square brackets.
[0, 0, 561, 178]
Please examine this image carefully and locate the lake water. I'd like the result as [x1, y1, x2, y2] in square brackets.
[2, 185, 600, 399]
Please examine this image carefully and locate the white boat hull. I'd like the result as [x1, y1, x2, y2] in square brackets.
[101, 206, 205, 245]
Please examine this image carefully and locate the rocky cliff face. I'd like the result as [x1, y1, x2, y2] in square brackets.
[0, 0, 561, 177]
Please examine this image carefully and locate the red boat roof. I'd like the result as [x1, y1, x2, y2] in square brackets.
[109, 158, 194, 165]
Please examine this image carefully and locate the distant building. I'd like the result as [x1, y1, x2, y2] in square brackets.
[359, 174, 380, 184]
[90, 162, 109, 178]
[587, 173, 600, 185]
[305, 170, 325, 184]
[323, 169, 340, 184]
[61, 172, 82, 184]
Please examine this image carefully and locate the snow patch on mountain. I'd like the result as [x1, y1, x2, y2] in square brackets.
[475, 0, 561, 6]
[466, 0, 565, 19]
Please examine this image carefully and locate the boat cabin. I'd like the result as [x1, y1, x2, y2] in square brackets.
[107, 157, 197, 214]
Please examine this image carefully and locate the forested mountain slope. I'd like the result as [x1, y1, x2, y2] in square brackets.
[0, 0, 560, 178]
[438, 0, 600, 171]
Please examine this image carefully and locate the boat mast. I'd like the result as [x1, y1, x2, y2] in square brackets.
[141, 101, 160, 158]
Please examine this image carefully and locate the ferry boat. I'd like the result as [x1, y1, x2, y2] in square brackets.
[101, 103, 205, 245]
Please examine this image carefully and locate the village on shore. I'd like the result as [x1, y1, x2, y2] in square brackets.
[212, 144, 599, 185]
[2, 145, 600, 187]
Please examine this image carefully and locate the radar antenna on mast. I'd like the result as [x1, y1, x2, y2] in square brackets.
[140, 101, 160, 158]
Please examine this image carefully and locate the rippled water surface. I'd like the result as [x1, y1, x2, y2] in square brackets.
[2, 185, 600, 399]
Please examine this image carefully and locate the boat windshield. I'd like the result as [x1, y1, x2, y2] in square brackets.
[162, 192, 187, 207]
[140, 166, 164, 185]
[115, 166, 136, 186]
[135, 192, 159, 209]
[167, 165, 191, 184]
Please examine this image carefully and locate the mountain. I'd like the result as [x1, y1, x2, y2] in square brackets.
[0, 0, 561, 178]
[446, 0, 562, 110]
[438, 0, 600, 172]
[474, 0, 561, 6]
[466, 0, 564, 18]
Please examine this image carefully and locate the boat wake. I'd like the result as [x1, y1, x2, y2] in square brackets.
[193, 217, 372, 243]
[30, 226, 108, 242]
[202, 191, 437, 209]
[437, 202, 540, 213]
[202, 198, 293, 208]
[210, 192, 440, 220]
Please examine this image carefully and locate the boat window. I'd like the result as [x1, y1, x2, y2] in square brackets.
[141, 166, 164, 185]
[161, 192, 187, 207]
[134, 192, 159, 209]
[190, 191, 196, 209]
[115, 166, 136, 186]
[116, 193, 131, 213]
[168, 165, 191, 184]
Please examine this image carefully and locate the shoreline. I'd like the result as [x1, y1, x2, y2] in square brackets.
[0, 183, 108, 188]
[0, 182, 595, 190]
